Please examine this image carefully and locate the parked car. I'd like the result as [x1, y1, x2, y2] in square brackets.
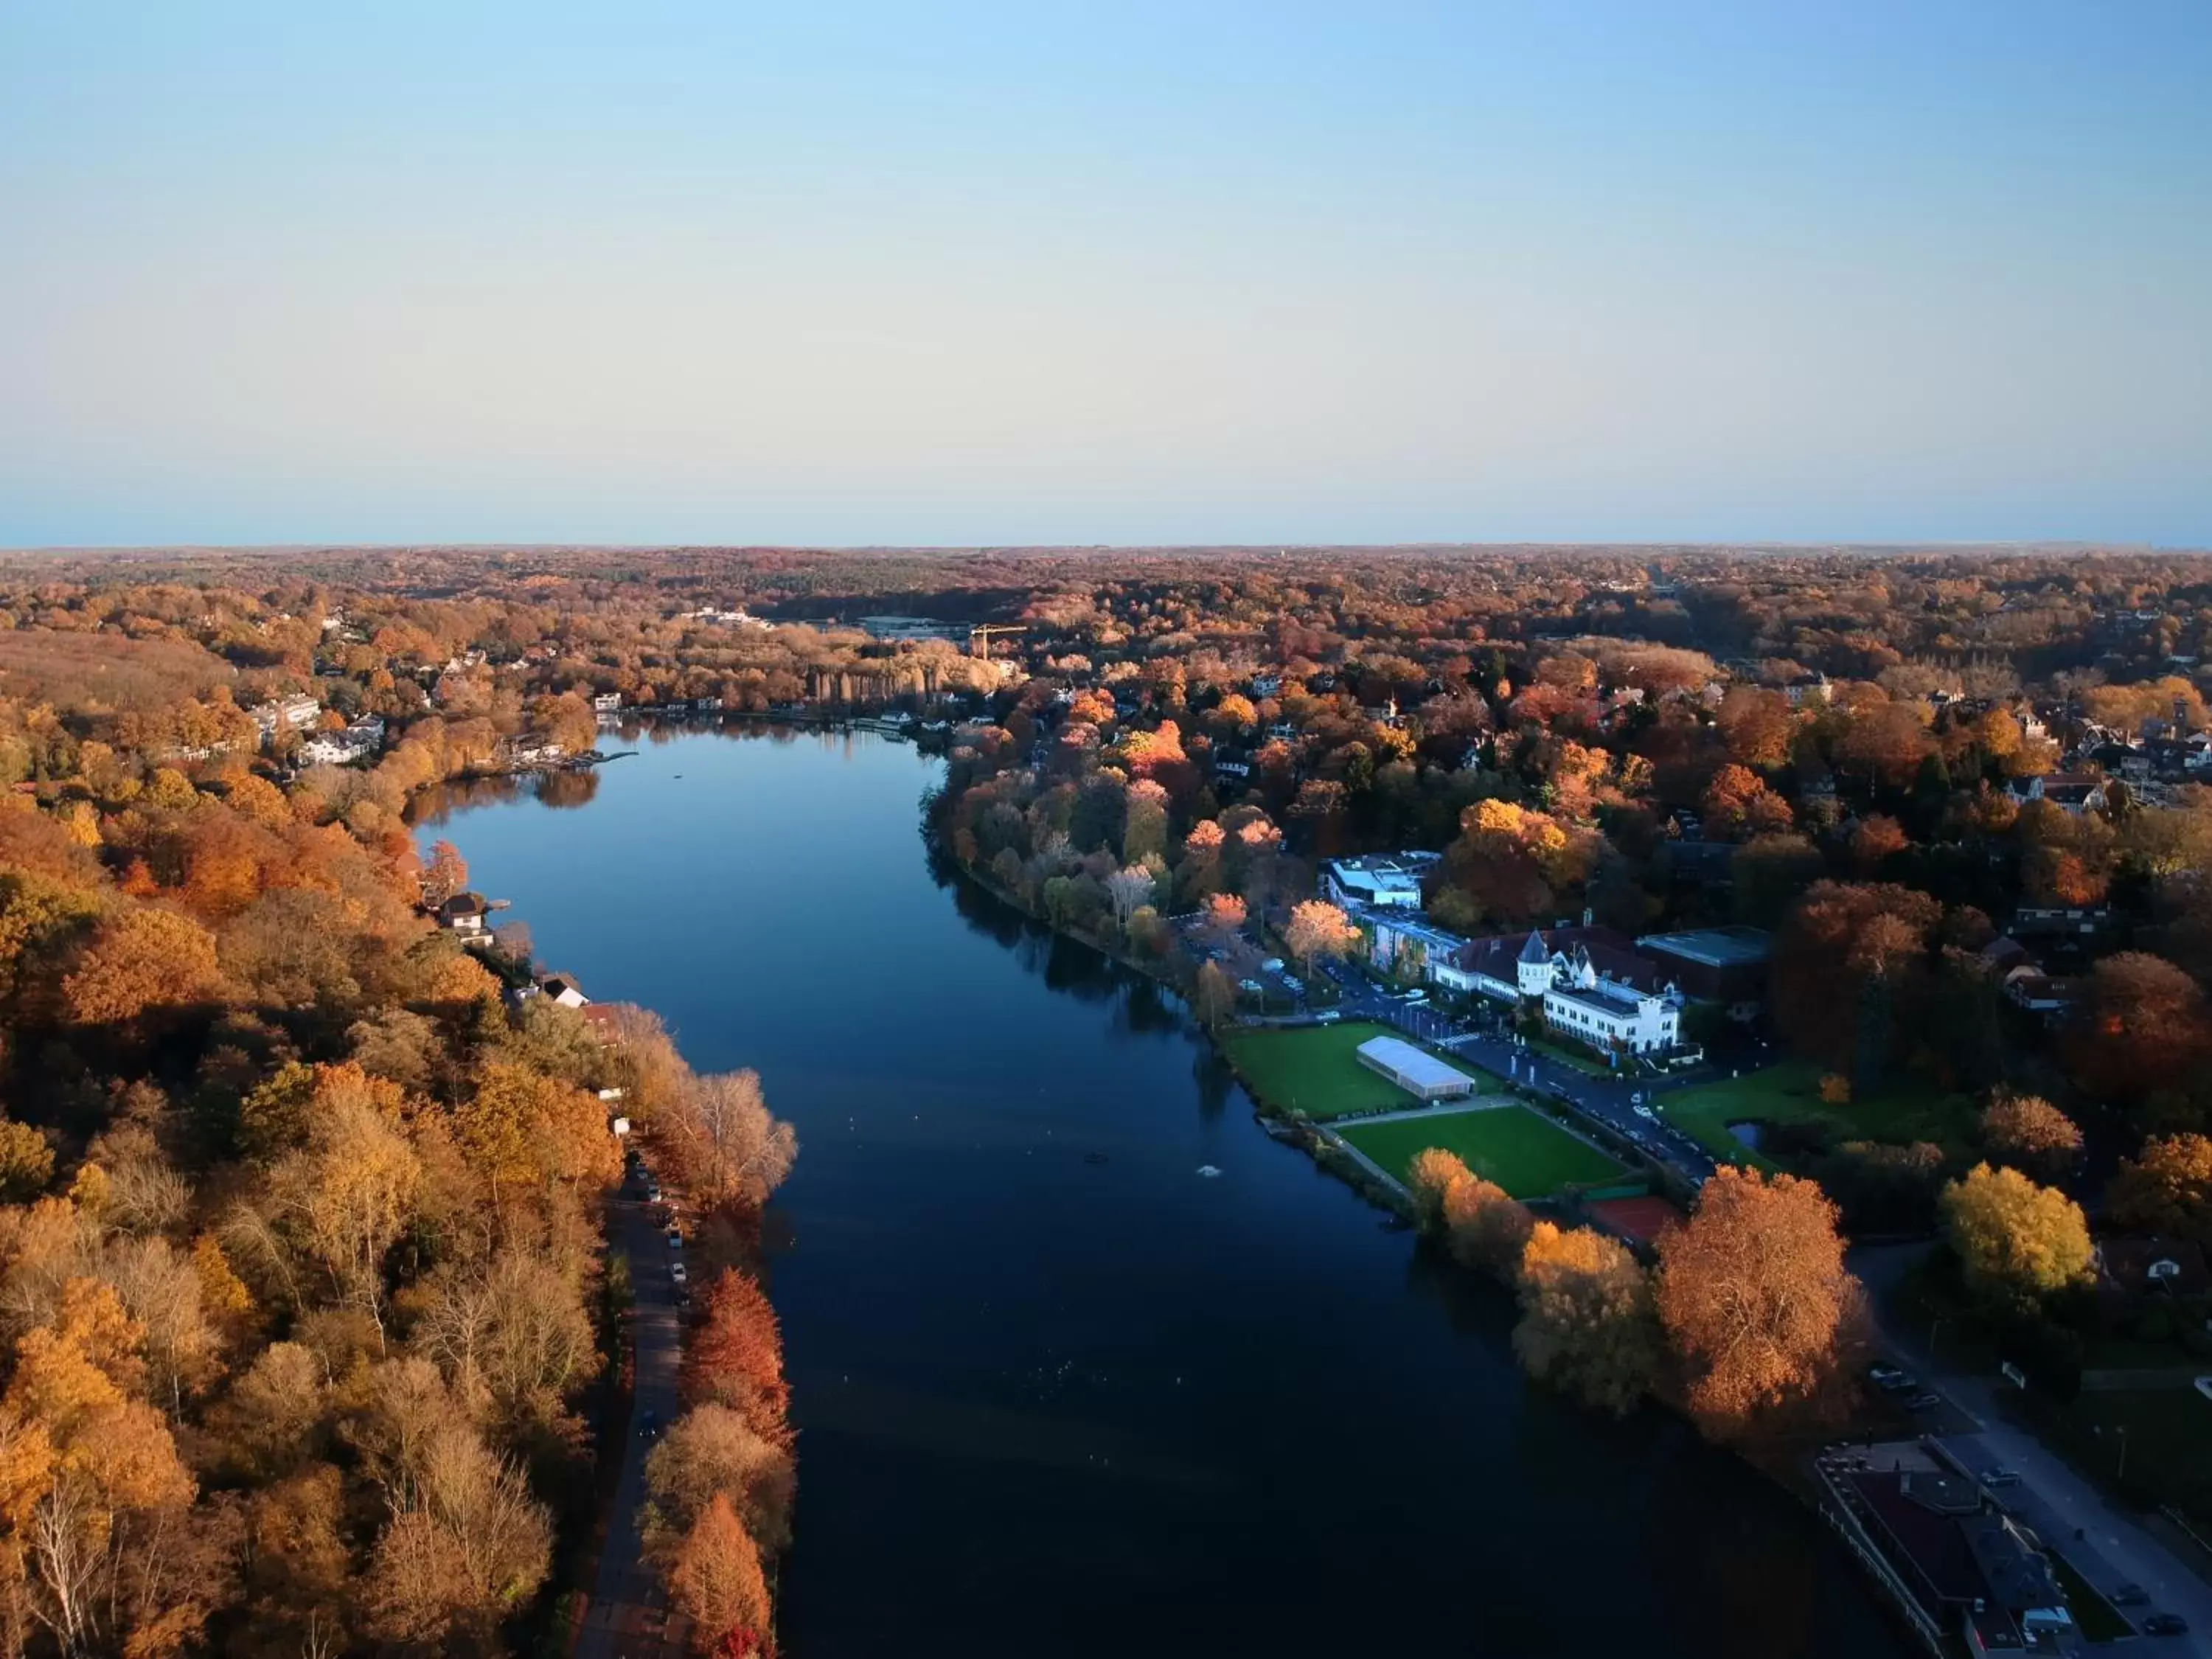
[2111, 1584, 2148, 1607]
[669, 1260, 688, 1286]
[2143, 1613, 2189, 1637]
[665, 1225, 683, 1249]
[639, 1406, 659, 1437]
[1868, 1364, 1914, 1392]
[1315, 1011, 1340, 1025]
[1981, 1468, 2020, 1489]
[644, 1180, 661, 1204]
[1904, 1392, 1943, 1412]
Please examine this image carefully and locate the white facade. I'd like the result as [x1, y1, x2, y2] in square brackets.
[1321, 854, 1435, 910]
[251, 694, 321, 742]
[1541, 969, 1680, 1054]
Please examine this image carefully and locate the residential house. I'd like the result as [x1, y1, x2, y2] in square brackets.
[539, 975, 589, 1009]
[2006, 772, 2107, 815]
[249, 693, 321, 745]
[435, 892, 490, 937]
[2000, 965, 2077, 1020]
[2096, 1236, 2211, 1297]
[2009, 903, 2111, 939]
[297, 715, 386, 768]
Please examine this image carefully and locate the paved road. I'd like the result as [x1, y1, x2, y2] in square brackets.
[577, 1173, 689, 1659]
[1857, 1242, 2212, 1655]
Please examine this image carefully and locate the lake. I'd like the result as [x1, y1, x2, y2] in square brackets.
[417, 726, 1910, 1659]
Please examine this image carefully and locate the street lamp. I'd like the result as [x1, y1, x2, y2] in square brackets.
[1929, 1312, 1948, 1366]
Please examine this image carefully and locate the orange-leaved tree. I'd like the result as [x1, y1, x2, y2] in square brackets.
[681, 1269, 790, 1443]
[1512, 1220, 1661, 1415]
[1655, 1167, 1860, 1437]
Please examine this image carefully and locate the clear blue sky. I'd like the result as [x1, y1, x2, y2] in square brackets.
[2, 2, 2207, 547]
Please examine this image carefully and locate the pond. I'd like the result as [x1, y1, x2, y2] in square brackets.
[417, 725, 1910, 1659]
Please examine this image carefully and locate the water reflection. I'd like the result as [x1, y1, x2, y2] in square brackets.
[424, 726, 1910, 1659]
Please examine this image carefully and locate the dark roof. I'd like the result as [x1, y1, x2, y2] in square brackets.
[1569, 940, 1674, 997]
[437, 891, 488, 919]
[2098, 1236, 2211, 1293]
[1458, 925, 1653, 984]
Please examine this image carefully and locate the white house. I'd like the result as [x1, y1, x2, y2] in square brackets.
[436, 892, 490, 936]
[1455, 928, 1684, 1054]
[1541, 971, 1680, 1055]
[250, 693, 322, 744]
[540, 975, 589, 1009]
[1321, 853, 1436, 910]
[2006, 773, 2107, 815]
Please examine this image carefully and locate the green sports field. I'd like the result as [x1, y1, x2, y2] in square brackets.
[1340, 1106, 1624, 1199]
[1223, 1021, 1484, 1119]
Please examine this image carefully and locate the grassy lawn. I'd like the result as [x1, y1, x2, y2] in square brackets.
[2048, 1384, 2212, 1534]
[1655, 1062, 1971, 1167]
[1340, 1106, 1624, 1200]
[1224, 1022, 1483, 1120]
[2048, 1551, 2133, 1644]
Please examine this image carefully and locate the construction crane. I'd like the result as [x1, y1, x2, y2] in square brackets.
[968, 623, 1026, 659]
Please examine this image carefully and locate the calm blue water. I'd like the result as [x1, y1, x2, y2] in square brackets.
[417, 726, 1908, 1659]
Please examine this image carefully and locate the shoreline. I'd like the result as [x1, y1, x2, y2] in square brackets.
[929, 833, 1946, 1649]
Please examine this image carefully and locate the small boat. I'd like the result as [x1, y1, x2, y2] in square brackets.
[1195, 1164, 1222, 1179]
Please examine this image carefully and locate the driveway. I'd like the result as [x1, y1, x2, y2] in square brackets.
[577, 1173, 690, 1659]
[1856, 1242, 2212, 1655]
